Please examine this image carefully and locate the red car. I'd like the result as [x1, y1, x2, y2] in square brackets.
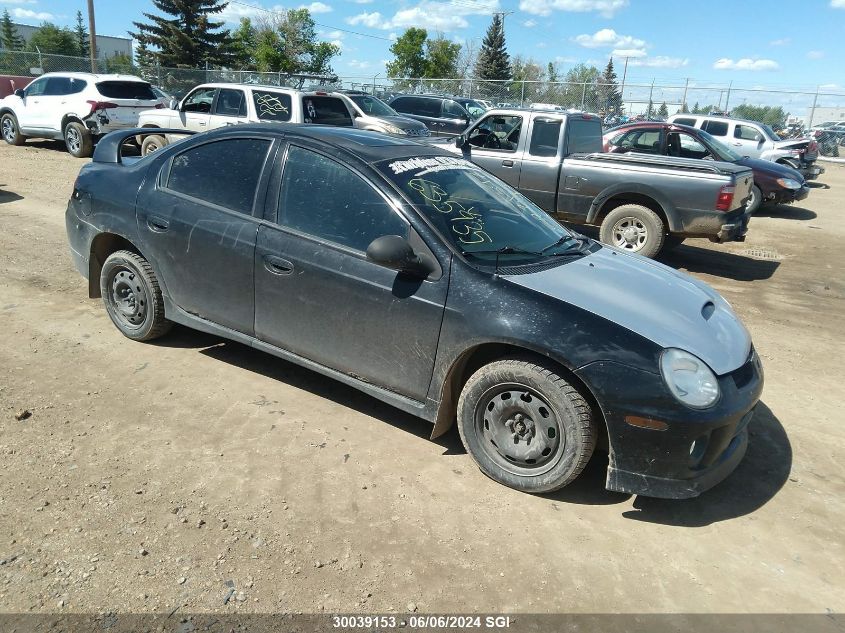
[603, 122, 809, 213]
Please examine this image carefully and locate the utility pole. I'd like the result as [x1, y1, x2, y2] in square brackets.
[87, 0, 97, 73]
[619, 56, 629, 114]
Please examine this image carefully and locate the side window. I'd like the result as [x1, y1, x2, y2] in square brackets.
[704, 120, 728, 136]
[252, 90, 292, 122]
[45, 77, 72, 96]
[673, 117, 697, 126]
[182, 87, 216, 113]
[529, 119, 562, 157]
[735, 124, 762, 141]
[565, 118, 603, 154]
[672, 132, 710, 159]
[443, 100, 468, 119]
[468, 114, 522, 152]
[166, 138, 272, 214]
[302, 96, 353, 126]
[278, 145, 408, 252]
[213, 88, 247, 118]
[25, 78, 47, 97]
[390, 97, 413, 113]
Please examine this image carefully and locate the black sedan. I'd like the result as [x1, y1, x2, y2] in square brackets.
[66, 125, 763, 499]
[603, 122, 809, 213]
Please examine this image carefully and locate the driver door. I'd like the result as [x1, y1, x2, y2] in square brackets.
[177, 86, 216, 131]
[465, 113, 525, 188]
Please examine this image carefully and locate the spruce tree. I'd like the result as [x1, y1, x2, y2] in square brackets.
[657, 102, 668, 118]
[75, 10, 90, 58]
[474, 14, 511, 82]
[130, 0, 232, 68]
[1, 9, 24, 50]
[597, 57, 622, 114]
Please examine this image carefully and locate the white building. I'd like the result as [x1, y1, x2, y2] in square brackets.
[10, 22, 132, 59]
[806, 106, 845, 127]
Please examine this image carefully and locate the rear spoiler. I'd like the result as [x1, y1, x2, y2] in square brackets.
[92, 128, 196, 164]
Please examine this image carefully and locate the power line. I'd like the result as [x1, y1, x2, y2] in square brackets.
[227, 0, 393, 41]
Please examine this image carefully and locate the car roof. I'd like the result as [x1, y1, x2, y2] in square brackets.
[192, 82, 300, 92]
[36, 71, 148, 82]
[202, 123, 450, 163]
[604, 121, 700, 135]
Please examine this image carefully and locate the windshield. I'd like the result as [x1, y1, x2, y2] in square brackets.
[697, 129, 743, 161]
[759, 123, 781, 141]
[378, 155, 585, 266]
[350, 94, 398, 117]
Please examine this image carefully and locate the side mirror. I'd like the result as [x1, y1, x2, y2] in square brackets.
[168, 98, 179, 110]
[366, 235, 431, 277]
[14, 89, 24, 98]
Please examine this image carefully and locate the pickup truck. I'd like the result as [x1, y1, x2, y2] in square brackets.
[436, 108, 754, 258]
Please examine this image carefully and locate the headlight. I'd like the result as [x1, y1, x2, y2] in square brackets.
[776, 177, 801, 189]
[383, 124, 407, 135]
[660, 349, 720, 409]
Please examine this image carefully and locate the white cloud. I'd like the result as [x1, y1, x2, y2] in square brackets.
[574, 28, 646, 50]
[299, 2, 332, 13]
[819, 83, 841, 90]
[322, 29, 345, 40]
[348, 59, 372, 69]
[713, 58, 780, 71]
[806, 50, 824, 59]
[831, 0, 845, 7]
[347, 0, 498, 32]
[630, 55, 689, 69]
[11, 7, 54, 20]
[612, 47, 646, 58]
[519, 0, 628, 18]
[523, 19, 538, 27]
[770, 37, 790, 46]
[353, 0, 374, 3]
[219, 2, 284, 22]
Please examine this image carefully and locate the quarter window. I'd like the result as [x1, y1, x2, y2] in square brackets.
[214, 88, 247, 118]
[565, 118, 603, 154]
[704, 120, 729, 136]
[252, 90, 292, 121]
[529, 119, 562, 157]
[673, 117, 697, 126]
[167, 138, 272, 214]
[278, 146, 408, 252]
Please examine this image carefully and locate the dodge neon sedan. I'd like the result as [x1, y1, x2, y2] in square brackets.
[66, 125, 763, 499]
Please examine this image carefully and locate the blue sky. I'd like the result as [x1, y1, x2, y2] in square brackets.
[3, 0, 845, 93]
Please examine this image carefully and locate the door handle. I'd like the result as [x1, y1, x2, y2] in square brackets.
[146, 216, 170, 232]
[502, 159, 515, 167]
[263, 255, 294, 275]
[199, 122, 207, 126]
[732, 142, 742, 146]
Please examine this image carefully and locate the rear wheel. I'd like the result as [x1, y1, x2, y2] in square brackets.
[141, 134, 167, 156]
[599, 204, 666, 258]
[1, 113, 25, 146]
[100, 250, 172, 341]
[64, 121, 93, 158]
[746, 185, 763, 214]
[457, 358, 596, 494]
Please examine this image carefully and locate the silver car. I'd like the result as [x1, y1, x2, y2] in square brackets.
[338, 92, 430, 138]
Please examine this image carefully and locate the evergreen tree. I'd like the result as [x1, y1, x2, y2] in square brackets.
[1, 9, 24, 50]
[135, 39, 156, 67]
[474, 14, 511, 81]
[657, 102, 668, 118]
[74, 10, 90, 59]
[692, 101, 700, 114]
[597, 57, 622, 114]
[130, 0, 232, 68]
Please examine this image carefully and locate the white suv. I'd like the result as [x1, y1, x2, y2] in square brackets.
[137, 83, 358, 155]
[0, 72, 162, 158]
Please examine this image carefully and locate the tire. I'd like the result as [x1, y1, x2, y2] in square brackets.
[64, 121, 93, 158]
[663, 235, 686, 250]
[100, 250, 172, 341]
[599, 204, 666, 258]
[457, 358, 597, 494]
[141, 134, 167, 156]
[1, 113, 25, 146]
[746, 185, 763, 214]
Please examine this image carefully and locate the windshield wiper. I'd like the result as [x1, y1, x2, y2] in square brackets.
[540, 234, 590, 254]
[461, 245, 544, 259]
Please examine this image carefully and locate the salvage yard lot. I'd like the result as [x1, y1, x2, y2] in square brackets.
[0, 140, 843, 614]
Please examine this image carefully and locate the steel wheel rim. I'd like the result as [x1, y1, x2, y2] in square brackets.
[108, 267, 148, 329]
[611, 217, 648, 251]
[145, 140, 160, 154]
[1, 118, 13, 142]
[748, 188, 758, 210]
[66, 127, 81, 153]
[474, 383, 563, 476]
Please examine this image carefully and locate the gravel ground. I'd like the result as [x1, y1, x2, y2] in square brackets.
[0, 140, 843, 619]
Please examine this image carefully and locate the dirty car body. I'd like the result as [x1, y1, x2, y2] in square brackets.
[66, 125, 763, 499]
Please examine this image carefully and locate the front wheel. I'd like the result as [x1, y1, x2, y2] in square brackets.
[457, 358, 597, 494]
[100, 250, 172, 341]
[1, 113, 25, 146]
[64, 121, 93, 158]
[746, 185, 763, 214]
[599, 204, 666, 258]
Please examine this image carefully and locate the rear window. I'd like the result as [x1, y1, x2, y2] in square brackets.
[252, 90, 292, 122]
[302, 96, 352, 126]
[96, 81, 156, 100]
[673, 117, 696, 126]
[565, 117, 602, 154]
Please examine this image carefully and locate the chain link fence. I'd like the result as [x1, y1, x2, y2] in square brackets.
[3, 48, 845, 157]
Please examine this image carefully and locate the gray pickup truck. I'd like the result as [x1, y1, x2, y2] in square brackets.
[436, 108, 754, 258]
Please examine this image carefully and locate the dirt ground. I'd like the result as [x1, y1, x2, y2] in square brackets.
[0, 140, 844, 618]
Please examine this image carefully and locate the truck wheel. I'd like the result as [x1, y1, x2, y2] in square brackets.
[599, 204, 666, 258]
[141, 134, 167, 156]
[64, 121, 93, 158]
[1, 113, 25, 146]
[100, 250, 172, 342]
[746, 185, 763, 214]
[457, 358, 596, 494]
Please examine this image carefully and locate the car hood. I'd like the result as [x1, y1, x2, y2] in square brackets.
[502, 246, 751, 375]
[378, 115, 429, 131]
[735, 156, 804, 182]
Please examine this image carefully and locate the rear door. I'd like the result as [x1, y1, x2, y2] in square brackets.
[301, 95, 354, 127]
[464, 113, 525, 188]
[176, 86, 216, 132]
[136, 135, 276, 333]
[391, 96, 442, 134]
[93, 80, 160, 128]
[208, 87, 249, 128]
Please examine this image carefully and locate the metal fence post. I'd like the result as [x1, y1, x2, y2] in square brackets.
[648, 80, 655, 117]
[468, 79, 473, 98]
[520, 79, 525, 106]
[809, 87, 819, 129]
[580, 81, 587, 109]
[681, 78, 689, 112]
[724, 80, 733, 113]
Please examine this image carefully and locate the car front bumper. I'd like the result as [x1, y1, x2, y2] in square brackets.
[772, 185, 810, 205]
[575, 350, 764, 499]
[800, 163, 825, 181]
